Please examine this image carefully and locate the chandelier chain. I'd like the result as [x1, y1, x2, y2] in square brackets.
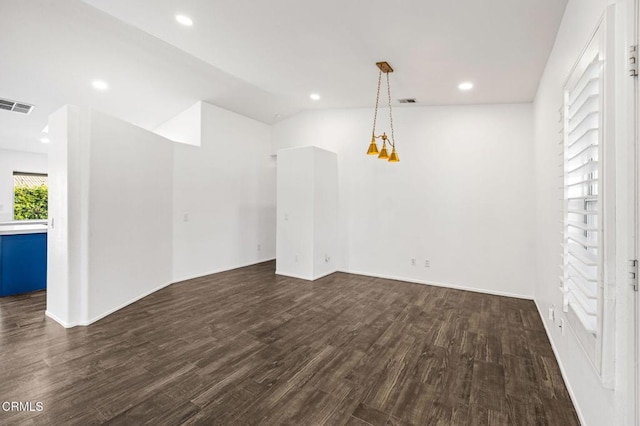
[372, 70, 382, 137]
[386, 72, 395, 147]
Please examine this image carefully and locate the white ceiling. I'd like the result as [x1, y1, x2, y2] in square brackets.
[0, 0, 567, 154]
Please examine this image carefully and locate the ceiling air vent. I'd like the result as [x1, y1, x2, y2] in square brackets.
[0, 98, 34, 114]
[398, 98, 417, 104]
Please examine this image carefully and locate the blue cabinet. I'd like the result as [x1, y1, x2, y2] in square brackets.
[0, 233, 47, 296]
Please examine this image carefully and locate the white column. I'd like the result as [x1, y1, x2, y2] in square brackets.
[276, 146, 338, 280]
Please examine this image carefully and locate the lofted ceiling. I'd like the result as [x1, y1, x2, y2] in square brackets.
[0, 0, 567, 154]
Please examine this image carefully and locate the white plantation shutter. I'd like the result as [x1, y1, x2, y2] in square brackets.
[564, 54, 602, 337]
[561, 9, 615, 386]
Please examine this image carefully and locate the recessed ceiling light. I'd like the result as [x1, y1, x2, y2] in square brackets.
[40, 137, 50, 144]
[458, 81, 474, 91]
[310, 93, 320, 101]
[92, 80, 109, 91]
[176, 14, 193, 26]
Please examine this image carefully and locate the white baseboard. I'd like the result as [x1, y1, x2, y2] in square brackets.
[534, 300, 586, 426]
[275, 268, 337, 281]
[341, 269, 533, 300]
[173, 258, 276, 283]
[80, 280, 175, 326]
[275, 270, 313, 281]
[44, 310, 78, 328]
[313, 269, 338, 280]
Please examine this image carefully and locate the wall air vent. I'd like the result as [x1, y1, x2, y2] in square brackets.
[398, 98, 417, 104]
[0, 98, 34, 114]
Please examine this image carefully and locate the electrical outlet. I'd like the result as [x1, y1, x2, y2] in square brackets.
[257, 244, 261, 252]
[548, 307, 555, 321]
[411, 258, 416, 266]
[424, 260, 430, 268]
[325, 254, 330, 263]
[295, 254, 299, 263]
[183, 213, 189, 222]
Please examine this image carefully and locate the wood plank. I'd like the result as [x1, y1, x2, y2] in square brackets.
[0, 261, 579, 425]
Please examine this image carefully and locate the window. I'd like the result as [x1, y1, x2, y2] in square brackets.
[13, 172, 48, 221]
[561, 14, 615, 386]
[563, 54, 601, 345]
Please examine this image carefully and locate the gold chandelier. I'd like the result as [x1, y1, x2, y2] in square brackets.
[366, 61, 399, 162]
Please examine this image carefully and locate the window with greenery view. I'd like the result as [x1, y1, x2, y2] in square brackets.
[13, 172, 48, 220]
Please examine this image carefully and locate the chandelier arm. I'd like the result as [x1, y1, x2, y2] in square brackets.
[386, 72, 396, 148]
[371, 70, 383, 137]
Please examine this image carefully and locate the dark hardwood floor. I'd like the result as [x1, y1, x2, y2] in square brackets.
[0, 261, 578, 425]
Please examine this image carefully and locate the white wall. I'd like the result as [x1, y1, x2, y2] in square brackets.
[154, 101, 202, 147]
[276, 146, 338, 280]
[172, 102, 276, 281]
[46, 106, 76, 326]
[47, 106, 174, 326]
[533, 0, 636, 424]
[276, 147, 315, 279]
[87, 111, 174, 322]
[0, 149, 47, 222]
[46, 101, 276, 325]
[273, 104, 535, 298]
[312, 148, 339, 279]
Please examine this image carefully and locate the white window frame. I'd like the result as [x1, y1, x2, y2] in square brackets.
[561, 9, 616, 387]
